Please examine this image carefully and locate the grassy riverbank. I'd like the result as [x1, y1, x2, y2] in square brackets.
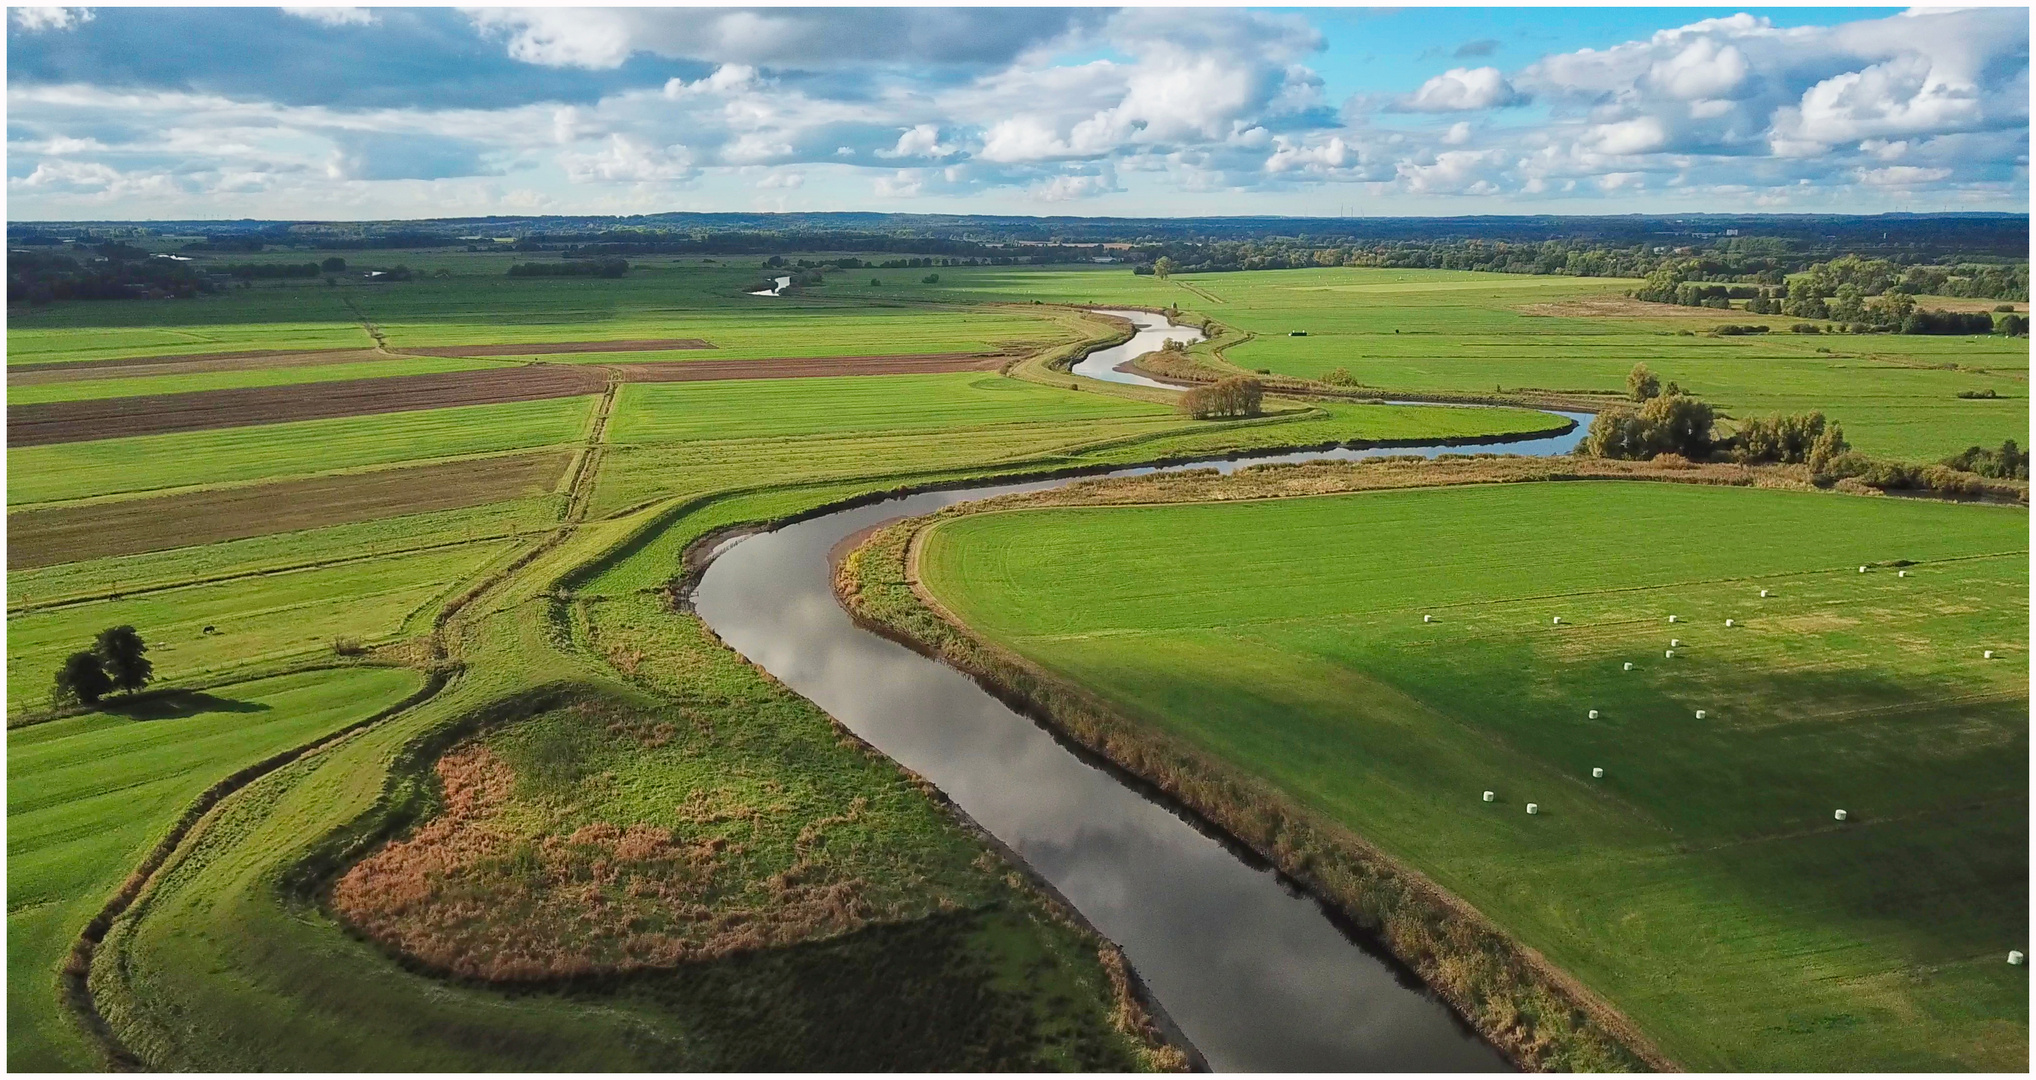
[843, 461, 2028, 1071]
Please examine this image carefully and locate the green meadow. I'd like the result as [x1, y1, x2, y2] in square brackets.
[919, 480, 2029, 1070]
[10, 396, 596, 506]
[7, 666, 425, 1072]
[848, 264, 2030, 461]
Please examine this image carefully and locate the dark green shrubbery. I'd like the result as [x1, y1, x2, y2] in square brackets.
[1577, 391, 1715, 461]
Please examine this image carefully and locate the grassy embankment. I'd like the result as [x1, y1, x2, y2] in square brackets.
[847, 465, 2027, 1070]
[12, 264, 1566, 1070]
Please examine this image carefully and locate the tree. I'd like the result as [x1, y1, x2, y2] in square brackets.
[95, 625, 154, 693]
[1178, 376, 1263, 419]
[1806, 421, 1849, 473]
[53, 651, 113, 707]
[1578, 389, 1716, 460]
[1626, 363, 1660, 402]
[1152, 256, 1177, 280]
[320, 256, 347, 272]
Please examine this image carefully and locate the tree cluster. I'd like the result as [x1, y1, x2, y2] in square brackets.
[1730, 411, 1849, 467]
[7, 246, 215, 305]
[1178, 376, 1264, 419]
[1943, 440, 2031, 480]
[52, 626, 153, 708]
[1578, 389, 1717, 461]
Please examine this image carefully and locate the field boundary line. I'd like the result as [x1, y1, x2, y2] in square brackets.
[59, 667, 454, 1069]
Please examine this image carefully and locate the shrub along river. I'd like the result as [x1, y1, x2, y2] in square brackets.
[691, 310, 1590, 1070]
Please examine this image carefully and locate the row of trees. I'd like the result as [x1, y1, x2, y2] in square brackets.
[52, 626, 153, 707]
[508, 258, 630, 278]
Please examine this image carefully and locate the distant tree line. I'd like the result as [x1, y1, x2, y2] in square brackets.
[508, 258, 630, 278]
[7, 245, 215, 304]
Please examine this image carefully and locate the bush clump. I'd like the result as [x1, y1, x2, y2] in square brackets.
[1577, 390, 1715, 461]
[1730, 411, 1847, 467]
[1944, 440, 2031, 480]
[1179, 376, 1264, 419]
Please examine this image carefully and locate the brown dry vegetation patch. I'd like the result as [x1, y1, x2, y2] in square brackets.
[8, 365, 610, 446]
[616, 352, 1009, 382]
[7, 348, 388, 386]
[7, 450, 570, 569]
[331, 734, 879, 981]
[400, 338, 713, 357]
[975, 453, 1814, 514]
[1518, 296, 1744, 320]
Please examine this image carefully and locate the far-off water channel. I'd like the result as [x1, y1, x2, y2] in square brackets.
[693, 310, 1589, 1070]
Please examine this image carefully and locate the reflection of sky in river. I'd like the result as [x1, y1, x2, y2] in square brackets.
[695, 452, 1539, 1070]
[1071, 309, 1207, 390]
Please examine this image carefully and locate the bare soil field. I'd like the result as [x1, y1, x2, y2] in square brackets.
[401, 338, 714, 357]
[10, 353, 1014, 446]
[7, 450, 571, 569]
[8, 348, 387, 385]
[9, 365, 610, 446]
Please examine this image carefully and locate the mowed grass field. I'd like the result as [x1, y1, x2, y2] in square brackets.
[919, 481, 2029, 1070]
[6, 666, 425, 1072]
[854, 264, 2031, 462]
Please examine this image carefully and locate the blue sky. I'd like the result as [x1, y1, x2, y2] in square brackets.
[6, 6, 2028, 220]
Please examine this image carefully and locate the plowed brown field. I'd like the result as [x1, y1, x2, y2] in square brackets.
[9, 366, 610, 446]
[10, 353, 1013, 445]
[7, 450, 571, 569]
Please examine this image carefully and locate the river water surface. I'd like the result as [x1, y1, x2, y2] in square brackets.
[691, 312, 1588, 1070]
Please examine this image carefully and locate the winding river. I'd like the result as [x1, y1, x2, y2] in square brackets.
[691, 311, 1589, 1070]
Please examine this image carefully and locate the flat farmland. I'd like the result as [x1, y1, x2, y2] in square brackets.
[606, 371, 1172, 445]
[7, 540, 518, 714]
[10, 365, 614, 446]
[7, 354, 506, 406]
[7, 288, 369, 367]
[9, 395, 595, 505]
[878, 264, 2030, 461]
[6, 665, 425, 1072]
[918, 480, 2028, 1070]
[8, 450, 569, 570]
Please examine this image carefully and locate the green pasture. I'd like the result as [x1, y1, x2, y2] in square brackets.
[9, 396, 595, 506]
[6, 665, 424, 1071]
[9, 354, 504, 406]
[7, 541, 516, 716]
[607, 371, 1169, 445]
[843, 263, 2031, 461]
[9, 496, 561, 611]
[920, 481, 2029, 1070]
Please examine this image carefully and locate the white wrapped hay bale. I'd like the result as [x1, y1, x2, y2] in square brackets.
[1423, 614, 1432, 623]
[1667, 615, 1678, 624]
[1859, 565, 1868, 573]
[1671, 638, 1681, 647]
[1482, 790, 1494, 803]
[1588, 709, 1600, 720]
[1984, 650, 1995, 659]
[1665, 649, 1676, 659]
[1759, 589, 1770, 598]
[1525, 803, 1539, 815]
[2011, 951, 2025, 966]
[1695, 709, 1707, 719]
[1898, 570, 1908, 578]
[1833, 809, 1848, 821]
[1591, 767, 1604, 779]
[1552, 616, 1562, 625]
[1623, 662, 1634, 671]
[1725, 619, 1734, 627]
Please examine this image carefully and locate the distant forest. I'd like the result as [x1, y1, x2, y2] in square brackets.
[9, 212, 2028, 306]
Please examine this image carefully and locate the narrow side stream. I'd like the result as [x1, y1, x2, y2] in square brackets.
[692, 314, 1588, 1070]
